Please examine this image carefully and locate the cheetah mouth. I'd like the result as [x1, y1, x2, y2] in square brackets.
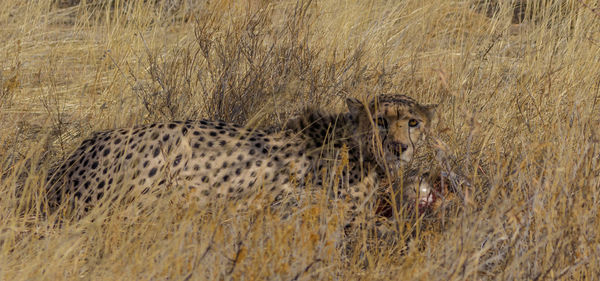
[377, 156, 404, 171]
[382, 151, 410, 168]
[379, 145, 413, 168]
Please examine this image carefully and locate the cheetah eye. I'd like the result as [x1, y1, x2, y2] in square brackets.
[375, 117, 388, 129]
[408, 119, 419, 128]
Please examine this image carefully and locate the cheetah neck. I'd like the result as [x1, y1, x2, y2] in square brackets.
[287, 110, 355, 145]
[288, 109, 380, 171]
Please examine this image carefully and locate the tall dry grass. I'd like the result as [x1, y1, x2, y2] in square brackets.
[0, 0, 599, 280]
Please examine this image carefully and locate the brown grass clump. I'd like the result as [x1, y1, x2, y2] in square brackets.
[1, 0, 599, 280]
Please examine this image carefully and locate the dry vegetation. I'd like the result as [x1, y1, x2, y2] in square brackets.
[0, 0, 599, 280]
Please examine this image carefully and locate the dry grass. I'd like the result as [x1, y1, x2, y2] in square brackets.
[1, 0, 599, 279]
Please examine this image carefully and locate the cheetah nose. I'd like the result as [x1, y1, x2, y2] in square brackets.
[400, 143, 408, 152]
[390, 142, 409, 157]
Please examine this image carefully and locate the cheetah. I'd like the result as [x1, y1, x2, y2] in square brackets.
[46, 94, 436, 219]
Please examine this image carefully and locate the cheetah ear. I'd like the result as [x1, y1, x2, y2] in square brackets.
[421, 104, 437, 122]
[346, 97, 365, 114]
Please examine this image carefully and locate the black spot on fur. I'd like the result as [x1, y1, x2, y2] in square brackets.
[173, 154, 182, 166]
[148, 167, 158, 177]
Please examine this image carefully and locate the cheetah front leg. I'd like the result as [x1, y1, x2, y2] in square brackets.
[341, 170, 381, 233]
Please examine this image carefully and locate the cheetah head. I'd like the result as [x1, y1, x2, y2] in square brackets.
[346, 94, 436, 170]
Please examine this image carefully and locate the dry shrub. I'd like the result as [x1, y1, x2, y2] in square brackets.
[132, 1, 381, 125]
[475, 0, 578, 24]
